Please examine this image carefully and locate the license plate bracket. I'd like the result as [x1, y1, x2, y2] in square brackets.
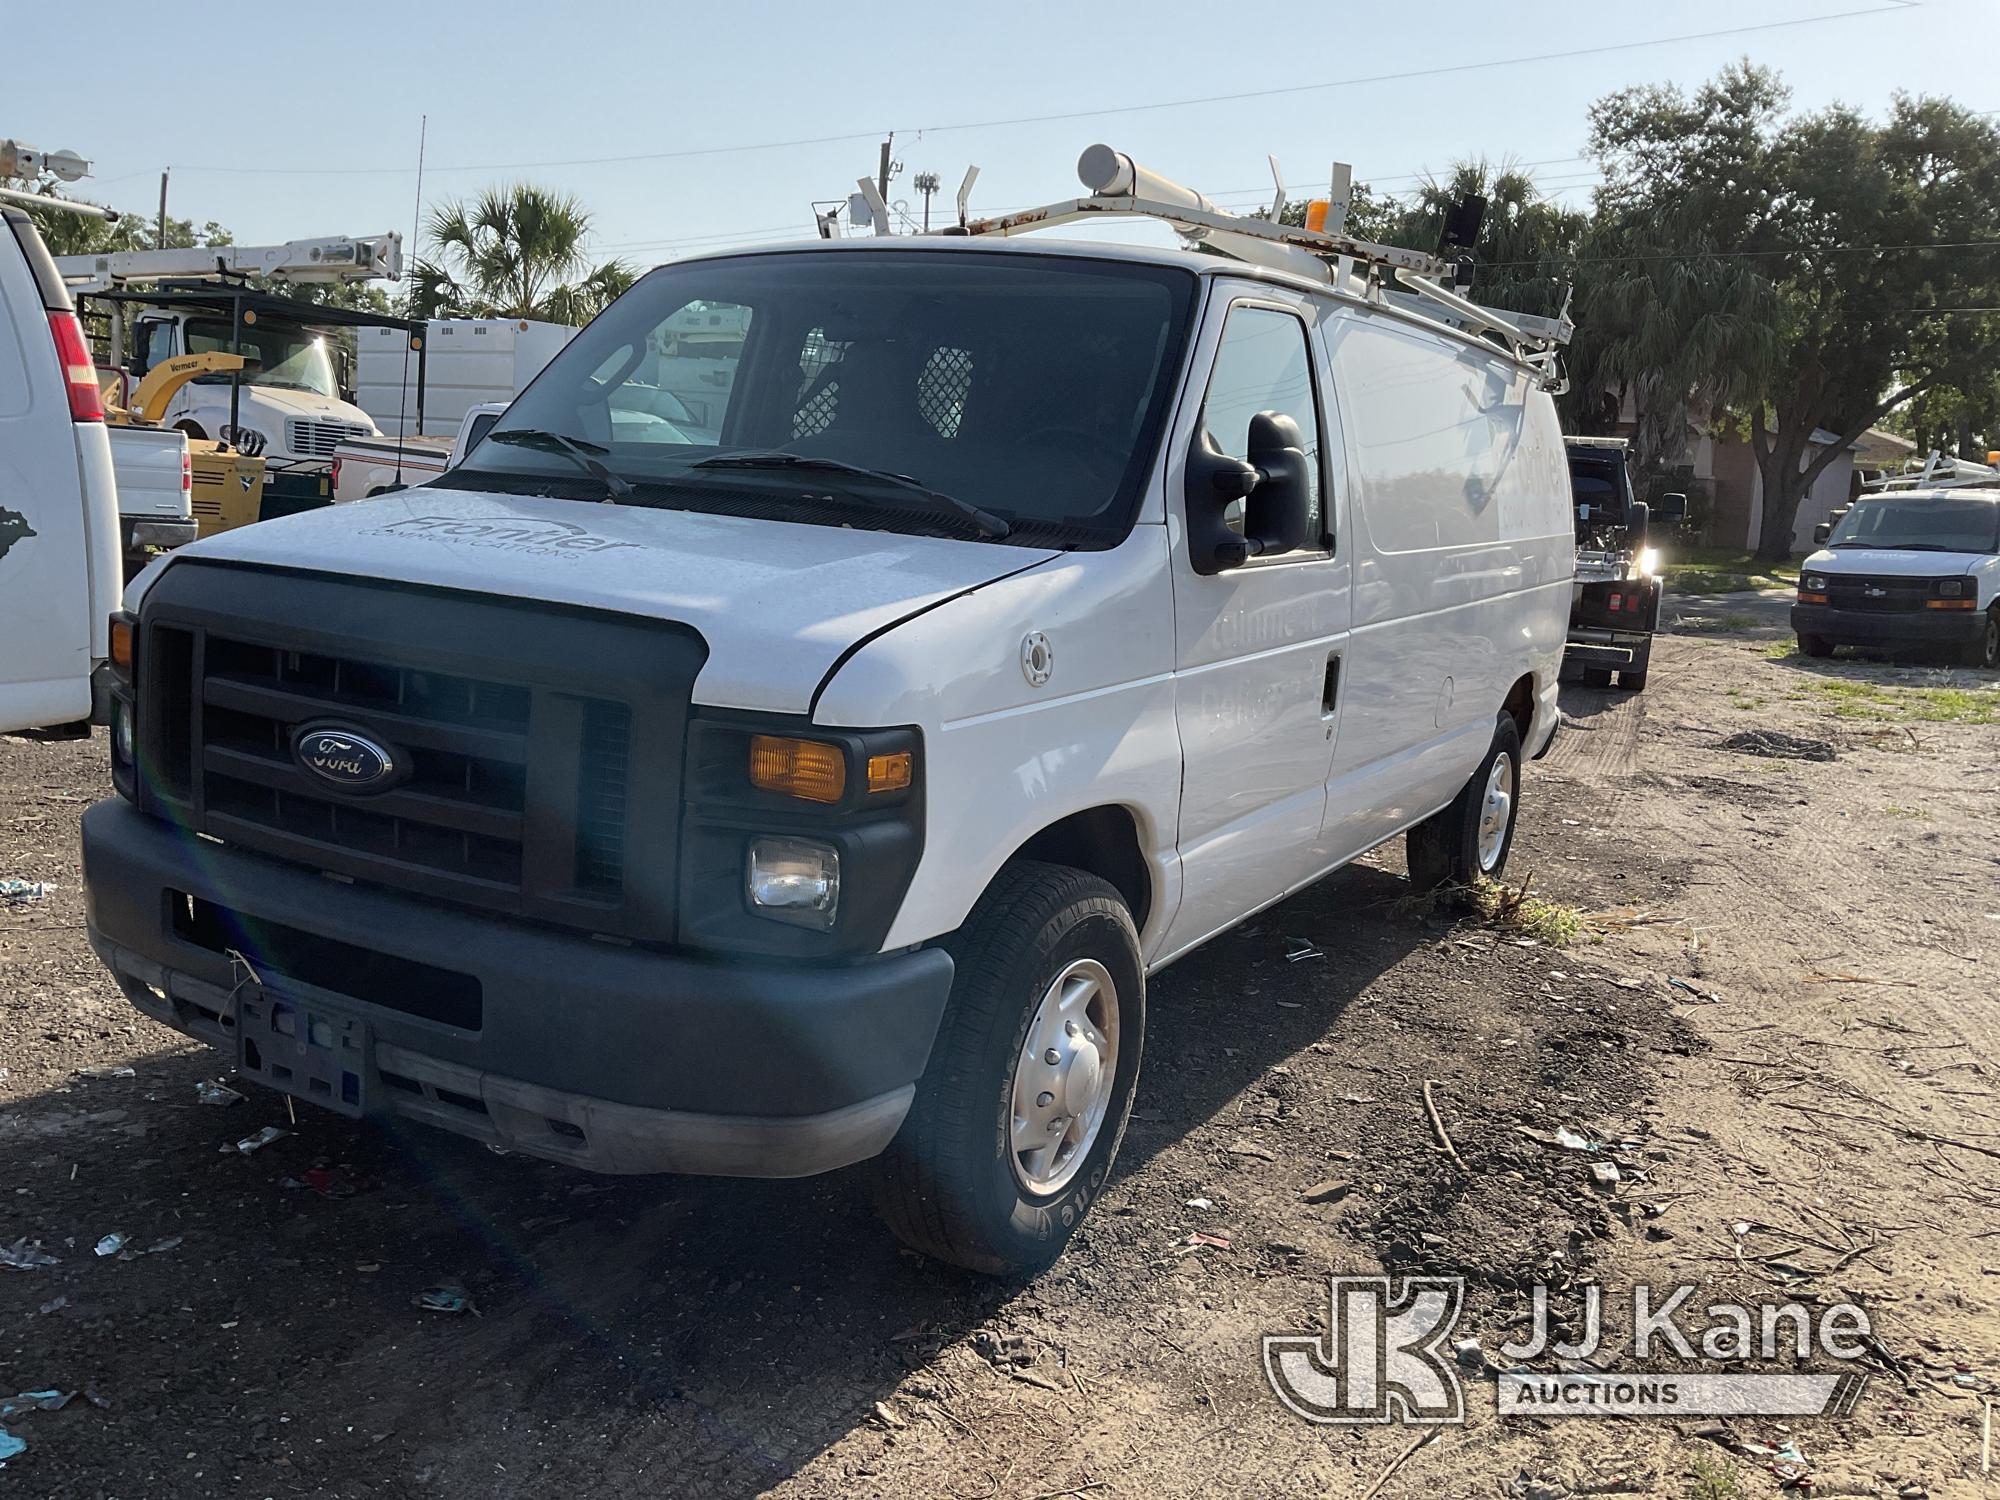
[236, 987, 371, 1119]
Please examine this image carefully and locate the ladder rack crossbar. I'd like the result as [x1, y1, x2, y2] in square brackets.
[952, 191, 1572, 382]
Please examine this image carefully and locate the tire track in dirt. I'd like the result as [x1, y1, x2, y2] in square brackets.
[1541, 632, 2000, 1499]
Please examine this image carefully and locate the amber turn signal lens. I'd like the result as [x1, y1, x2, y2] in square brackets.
[109, 618, 134, 670]
[1925, 598, 1976, 610]
[866, 751, 913, 794]
[1796, 592, 1828, 605]
[749, 735, 846, 803]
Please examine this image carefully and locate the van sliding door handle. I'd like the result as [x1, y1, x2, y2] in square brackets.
[1321, 654, 1341, 716]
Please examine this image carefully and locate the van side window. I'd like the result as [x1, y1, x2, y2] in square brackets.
[1197, 306, 1324, 548]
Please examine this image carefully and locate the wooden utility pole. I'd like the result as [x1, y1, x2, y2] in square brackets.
[876, 137, 892, 202]
[156, 170, 168, 249]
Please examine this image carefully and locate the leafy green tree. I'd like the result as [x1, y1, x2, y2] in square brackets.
[1582, 64, 2000, 560]
[1398, 160, 1585, 319]
[1882, 369, 1998, 459]
[411, 184, 634, 325]
[2, 174, 229, 257]
[1275, 161, 1582, 318]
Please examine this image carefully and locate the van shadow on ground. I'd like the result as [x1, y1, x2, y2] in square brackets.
[5, 862, 1423, 1497]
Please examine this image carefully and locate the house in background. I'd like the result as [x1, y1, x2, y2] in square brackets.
[1708, 425, 1915, 552]
[1590, 387, 1917, 553]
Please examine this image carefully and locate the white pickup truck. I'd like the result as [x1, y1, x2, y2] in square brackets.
[327, 403, 560, 503]
[83, 150, 1575, 1272]
[0, 206, 124, 734]
[107, 424, 196, 570]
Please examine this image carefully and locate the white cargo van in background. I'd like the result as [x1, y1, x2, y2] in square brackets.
[0, 206, 124, 735]
[83, 150, 1574, 1273]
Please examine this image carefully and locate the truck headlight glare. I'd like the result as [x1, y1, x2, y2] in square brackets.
[746, 837, 840, 929]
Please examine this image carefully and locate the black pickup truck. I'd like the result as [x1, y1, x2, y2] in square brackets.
[1563, 437, 1686, 692]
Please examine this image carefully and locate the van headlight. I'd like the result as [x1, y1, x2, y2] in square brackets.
[1936, 578, 1965, 597]
[746, 837, 840, 929]
[1803, 575, 1827, 591]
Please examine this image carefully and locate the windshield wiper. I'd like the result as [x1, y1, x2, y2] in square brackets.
[485, 428, 633, 502]
[692, 451, 1011, 539]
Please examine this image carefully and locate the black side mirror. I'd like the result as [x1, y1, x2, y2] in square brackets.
[1184, 411, 1313, 575]
[1654, 492, 1688, 525]
[1813, 522, 1832, 545]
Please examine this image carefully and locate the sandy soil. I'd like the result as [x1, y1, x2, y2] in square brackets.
[2, 621, 1995, 1499]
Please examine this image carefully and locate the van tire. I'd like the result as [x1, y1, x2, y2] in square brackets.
[1799, 634, 1834, 658]
[1580, 665, 1613, 689]
[1406, 714, 1523, 891]
[1961, 610, 1999, 670]
[869, 861, 1144, 1276]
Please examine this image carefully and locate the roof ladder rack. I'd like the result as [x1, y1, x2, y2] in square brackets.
[946, 146, 1574, 386]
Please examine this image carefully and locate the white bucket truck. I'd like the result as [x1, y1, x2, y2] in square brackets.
[56, 234, 403, 465]
[83, 149, 1575, 1272]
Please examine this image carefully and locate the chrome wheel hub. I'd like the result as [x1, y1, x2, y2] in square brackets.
[1476, 753, 1515, 872]
[1010, 958, 1119, 1195]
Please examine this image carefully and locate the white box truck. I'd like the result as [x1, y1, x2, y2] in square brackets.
[356, 317, 574, 440]
[83, 149, 1576, 1273]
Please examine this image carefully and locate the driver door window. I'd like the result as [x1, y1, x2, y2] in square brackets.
[1197, 306, 1325, 549]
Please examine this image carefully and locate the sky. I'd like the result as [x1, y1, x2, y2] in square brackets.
[8, 0, 1997, 276]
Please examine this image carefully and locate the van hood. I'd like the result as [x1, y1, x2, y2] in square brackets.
[139, 488, 1059, 714]
[1803, 547, 1984, 577]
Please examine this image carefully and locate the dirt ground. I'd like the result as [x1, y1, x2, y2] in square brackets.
[3, 614, 1997, 1499]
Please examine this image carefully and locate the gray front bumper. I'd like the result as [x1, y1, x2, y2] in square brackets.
[95, 934, 915, 1176]
[83, 798, 952, 1178]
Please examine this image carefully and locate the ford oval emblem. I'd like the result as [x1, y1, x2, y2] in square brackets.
[293, 725, 397, 792]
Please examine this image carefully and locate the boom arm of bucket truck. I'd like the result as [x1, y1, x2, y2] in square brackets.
[53, 233, 403, 294]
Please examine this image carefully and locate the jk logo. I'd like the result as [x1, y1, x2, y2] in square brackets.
[1263, 1276, 1466, 1425]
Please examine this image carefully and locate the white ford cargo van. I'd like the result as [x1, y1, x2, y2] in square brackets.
[83, 155, 1574, 1272]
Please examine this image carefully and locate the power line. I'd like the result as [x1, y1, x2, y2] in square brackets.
[162, 6, 1912, 179]
[901, 3, 1918, 140]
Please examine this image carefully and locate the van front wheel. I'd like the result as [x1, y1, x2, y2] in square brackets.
[869, 862, 1144, 1276]
[1406, 714, 1523, 891]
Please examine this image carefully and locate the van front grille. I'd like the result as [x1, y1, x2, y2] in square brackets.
[132, 563, 708, 942]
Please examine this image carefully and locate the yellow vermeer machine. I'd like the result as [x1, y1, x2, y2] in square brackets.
[102, 351, 268, 538]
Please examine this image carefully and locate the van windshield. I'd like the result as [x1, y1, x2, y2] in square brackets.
[440, 250, 1198, 546]
[1827, 496, 2000, 553]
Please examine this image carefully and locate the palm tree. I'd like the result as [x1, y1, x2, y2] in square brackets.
[411, 184, 634, 325]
